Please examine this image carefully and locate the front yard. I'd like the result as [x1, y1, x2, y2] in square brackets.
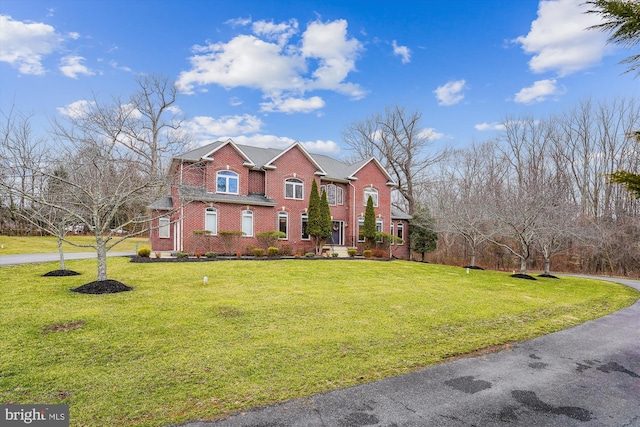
[0, 258, 637, 426]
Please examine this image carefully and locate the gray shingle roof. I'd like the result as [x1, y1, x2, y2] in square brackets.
[179, 186, 277, 206]
[148, 196, 173, 210]
[391, 207, 412, 220]
[173, 140, 394, 184]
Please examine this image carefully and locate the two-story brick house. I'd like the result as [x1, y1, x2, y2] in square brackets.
[149, 139, 411, 258]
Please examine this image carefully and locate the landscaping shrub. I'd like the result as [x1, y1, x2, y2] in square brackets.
[267, 247, 279, 257]
[347, 248, 357, 257]
[280, 245, 292, 256]
[176, 251, 189, 260]
[137, 247, 151, 257]
[363, 250, 373, 258]
[205, 252, 217, 259]
[253, 248, 265, 257]
[372, 249, 388, 258]
[305, 252, 315, 258]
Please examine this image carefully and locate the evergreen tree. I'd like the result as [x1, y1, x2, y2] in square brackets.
[362, 195, 377, 249]
[306, 180, 323, 254]
[320, 189, 333, 243]
[410, 205, 438, 261]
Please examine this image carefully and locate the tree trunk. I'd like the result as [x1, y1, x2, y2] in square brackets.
[96, 236, 108, 281]
[544, 257, 551, 276]
[57, 237, 66, 270]
[470, 247, 476, 267]
[520, 257, 527, 274]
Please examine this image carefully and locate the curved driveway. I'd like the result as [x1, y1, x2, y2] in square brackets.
[0, 252, 133, 266]
[178, 276, 640, 427]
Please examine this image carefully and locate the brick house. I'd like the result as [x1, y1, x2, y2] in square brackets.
[149, 139, 411, 258]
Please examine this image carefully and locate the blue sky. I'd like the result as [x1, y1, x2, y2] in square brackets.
[1, 0, 638, 159]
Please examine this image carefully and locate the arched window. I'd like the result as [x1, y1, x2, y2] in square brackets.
[285, 178, 304, 200]
[216, 170, 239, 194]
[363, 187, 378, 207]
[204, 208, 217, 235]
[241, 210, 253, 236]
[327, 184, 336, 205]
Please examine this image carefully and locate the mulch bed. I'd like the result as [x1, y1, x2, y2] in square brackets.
[463, 265, 485, 270]
[42, 269, 81, 277]
[538, 274, 559, 279]
[510, 273, 537, 280]
[71, 280, 133, 294]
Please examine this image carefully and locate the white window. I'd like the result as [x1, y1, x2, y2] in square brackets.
[364, 187, 378, 207]
[158, 216, 170, 239]
[301, 213, 309, 240]
[358, 217, 365, 242]
[390, 223, 394, 244]
[278, 211, 288, 239]
[217, 170, 239, 194]
[397, 222, 404, 245]
[242, 210, 253, 237]
[205, 208, 217, 235]
[327, 184, 336, 206]
[337, 187, 344, 205]
[285, 178, 304, 200]
[376, 219, 384, 243]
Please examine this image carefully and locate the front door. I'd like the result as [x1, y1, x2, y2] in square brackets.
[327, 221, 343, 245]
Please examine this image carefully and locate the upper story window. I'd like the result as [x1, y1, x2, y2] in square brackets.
[364, 187, 378, 207]
[217, 170, 239, 194]
[285, 178, 304, 200]
[336, 187, 344, 205]
[327, 184, 336, 205]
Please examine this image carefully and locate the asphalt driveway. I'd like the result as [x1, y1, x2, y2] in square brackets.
[176, 276, 640, 427]
[0, 252, 133, 266]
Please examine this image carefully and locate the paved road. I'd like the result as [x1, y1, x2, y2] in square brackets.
[176, 276, 640, 427]
[0, 252, 134, 266]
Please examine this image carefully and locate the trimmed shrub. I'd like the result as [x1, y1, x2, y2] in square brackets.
[363, 250, 373, 259]
[205, 252, 217, 258]
[347, 248, 357, 257]
[176, 251, 189, 260]
[331, 252, 339, 258]
[267, 247, 279, 257]
[305, 252, 315, 258]
[372, 249, 388, 258]
[137, 247, 151, 257]
[253, 248, 265, 257]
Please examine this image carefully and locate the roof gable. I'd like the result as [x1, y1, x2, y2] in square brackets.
[200, 139, 255, 167]
[348, 157, 395, 185]
[264, 142, 326, 175]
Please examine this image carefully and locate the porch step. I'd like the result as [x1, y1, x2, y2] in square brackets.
[321, 245, 350, 257]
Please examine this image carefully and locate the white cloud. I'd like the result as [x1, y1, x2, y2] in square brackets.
[252, 19, 298, 45]
[59, 55, 93, 79]
[514, 79, 565, 104]
[433, 79, 467, 106]
[225, 17, 252, 27]
[418, 128, 445, 140]
[0, 14, 62, 75]
[260, 96, 325, 114]
[185, 114, 264, 137]
[475, 122, 507, 131]
[57, 99, 94, 118]
[515, 0, 610, 76]
[177, 18, 366, 109]
[109, 60, 132, 72]
[392, 40, 411, 64]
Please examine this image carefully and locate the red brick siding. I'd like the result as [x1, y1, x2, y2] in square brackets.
[248, 170, 265, 194]
[204, 146, 248, 194]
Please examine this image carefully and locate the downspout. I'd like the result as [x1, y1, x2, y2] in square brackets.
[349, 180, 357, 247]
[179, 160, 184, 252]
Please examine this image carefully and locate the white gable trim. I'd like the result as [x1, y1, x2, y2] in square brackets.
[264, 141, 327, 176]
[348, 157, 395, 184]
[200, 138, 256, 167]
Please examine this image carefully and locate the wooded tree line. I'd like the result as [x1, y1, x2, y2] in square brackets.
[422, 98, 639, 277]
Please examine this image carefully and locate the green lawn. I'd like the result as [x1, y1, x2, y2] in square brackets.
[0, 258, 637, 426]
[0, 235, 150, 255]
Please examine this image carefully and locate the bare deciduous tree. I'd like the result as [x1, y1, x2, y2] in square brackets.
[343, 105, 450, 215]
